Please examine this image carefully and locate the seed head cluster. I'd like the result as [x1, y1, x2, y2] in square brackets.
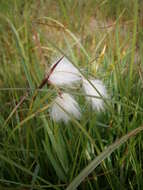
[48, 57, 108, 123]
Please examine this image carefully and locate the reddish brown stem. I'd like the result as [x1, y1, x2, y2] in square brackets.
[5, 56, 64, 125]
[38, 56, 64, 89]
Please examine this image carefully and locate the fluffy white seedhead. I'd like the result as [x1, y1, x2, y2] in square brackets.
[82, 78, 108, 111]
[50, 93, 81, 123]
[48, 57, 81, 86]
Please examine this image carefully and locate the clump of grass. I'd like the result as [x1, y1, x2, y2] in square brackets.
[0, 0, 143, 190]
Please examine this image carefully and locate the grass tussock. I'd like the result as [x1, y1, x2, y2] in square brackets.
[0, 0, 143, 189]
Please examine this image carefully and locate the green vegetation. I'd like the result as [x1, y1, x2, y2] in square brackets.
[0, 0, 143, 189]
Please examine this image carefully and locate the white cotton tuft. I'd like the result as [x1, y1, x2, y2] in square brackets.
[50, 93, 81, 123]
[82, 78, 108, 111]
[48, 57, 81, 86]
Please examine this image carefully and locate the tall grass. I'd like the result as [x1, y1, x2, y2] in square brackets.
[0, 0, 143, 189]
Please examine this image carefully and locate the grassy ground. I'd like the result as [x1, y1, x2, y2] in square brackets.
[0, 0, 143, 189]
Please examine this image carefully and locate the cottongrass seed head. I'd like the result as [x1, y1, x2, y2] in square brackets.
[82, 78, 108, 111]
[48, 57, 81, 86]
[50, 93, 81, 123]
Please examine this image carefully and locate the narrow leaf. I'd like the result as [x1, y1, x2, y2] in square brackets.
[66, 126, 143, 190]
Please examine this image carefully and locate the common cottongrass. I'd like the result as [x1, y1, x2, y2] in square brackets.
[50, 93, 81, 123]
[48, 56, 108, 123]
[82, 79, 108, 111]
[48, 57, 81, 86]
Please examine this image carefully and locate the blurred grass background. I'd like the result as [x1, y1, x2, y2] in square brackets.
[0, 0, 143, 189]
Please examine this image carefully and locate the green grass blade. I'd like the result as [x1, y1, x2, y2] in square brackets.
[0, 154, 60, 190]
[129, 0, 138, 91]
[0, 14, 34, 89]
[66, 126, 143, 190]
[38, 16, 90, 60]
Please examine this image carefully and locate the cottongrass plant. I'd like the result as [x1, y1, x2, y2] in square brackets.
[50, 93, 81, 123]
[82, 79, 108, 111]
[48, 57, 81, 86]
[48, 56, 108, 123]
